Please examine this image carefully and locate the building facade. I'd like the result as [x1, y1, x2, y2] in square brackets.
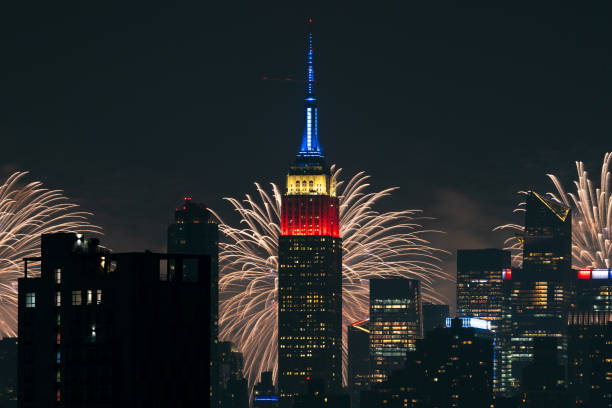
[504, 192, 573, 393]
[167, 197, 220, 404]
[456, 248, 510, 393]
[18, 233, 211, 408]
[369, 279, 422, 383]
[277, 28, 343, 402]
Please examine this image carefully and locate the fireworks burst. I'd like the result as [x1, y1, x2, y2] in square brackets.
[496, 152, 611, 268]
[212, 166, 451, 391]
[0, 172, 101, 337]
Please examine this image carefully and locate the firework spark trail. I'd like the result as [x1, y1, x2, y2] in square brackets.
[496, 152, 611, 269]
[212, 166, 452, 392]
[0, 172, 101, 337]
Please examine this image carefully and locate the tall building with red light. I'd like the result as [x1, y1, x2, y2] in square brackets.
[277, 25, 343, 403]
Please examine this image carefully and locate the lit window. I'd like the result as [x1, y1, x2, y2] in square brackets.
[55, 268, 61, 284]
[96, 289, 102, 305]
[25, 292, 36, 308]
[87, 290, 93, 305]
[55, 291, 61, 307]
[71, 291, 82, 306]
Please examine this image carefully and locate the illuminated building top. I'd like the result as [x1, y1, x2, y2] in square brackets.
[297, 25, 322, 160]
[286, 22, 336, 197]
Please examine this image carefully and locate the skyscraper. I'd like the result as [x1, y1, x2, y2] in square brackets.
[456, 248, 510, 393]
[277, 25, 343, 402]
[505, 191, 573, 392]
[167, 197, 220, 404]
[369, 278, 422, 383]
[18, 233, 211, 407]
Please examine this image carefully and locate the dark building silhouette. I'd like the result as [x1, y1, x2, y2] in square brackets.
[421, 302, 449, 335]
[253, 371, 279, 408]
[361, 317, 493, 408]
[218, 341, 249, 408]
[18, 233, 211, 408]
[505, 192, 573, 392]
[369, 279, 422, 383]
[457, 248, 510, 393]
[292, 378, 350, 408]
[167, 196, 220, 405]
[277, 27, 342, 402]
[0, 337, 17, 407]
[567, 311, 612, 407]
[518, 337, 570, 407]
[347, 320, 370, 408]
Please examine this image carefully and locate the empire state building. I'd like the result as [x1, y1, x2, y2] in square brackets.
[277, 26, 343, 401]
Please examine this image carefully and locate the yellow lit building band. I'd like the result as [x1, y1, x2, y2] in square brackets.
[286, 174, 336, 197]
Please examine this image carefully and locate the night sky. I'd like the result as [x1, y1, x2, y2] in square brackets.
[2, 3, 611, 306]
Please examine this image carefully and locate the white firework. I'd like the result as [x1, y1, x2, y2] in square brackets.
[211, 166, 451, 392]
[0, 171, 100, 337]
[496, 152, 611, 269]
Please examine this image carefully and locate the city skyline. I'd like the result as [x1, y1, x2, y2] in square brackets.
[2, 3, 612, 306]
[3, 4, 612, 407]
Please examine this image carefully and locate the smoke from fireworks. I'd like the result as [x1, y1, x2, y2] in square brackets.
[212, 166, 451, 391]
[0, 172, 101, 337]
[496, 152, 611, 269]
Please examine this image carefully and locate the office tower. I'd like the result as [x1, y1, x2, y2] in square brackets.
[457, 249, 510, 327]
[421, 302, 449, 335]
[567, 311, 612, 406]
[167, 196, 220, 404]
[505, 192, 573, 392]
[369, 279, 422, 383]
[456, 248, 510, 393]
[18, 232, 211, 408]
[361, 317, 493, 408]
[277, 27, 342, 401]
[253, 372, 279, 408]
[347, 320, 370, 408]
[518, 338, 570, 407]
[0, 337, 17, 407]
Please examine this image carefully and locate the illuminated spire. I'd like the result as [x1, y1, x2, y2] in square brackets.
[298, 20, 323, 158]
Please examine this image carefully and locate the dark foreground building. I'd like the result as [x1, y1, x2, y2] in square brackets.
[18, 233, 211, 408]
[347, 320, 370, 408]
[0, 337, 17, 407]
[421, 303, 449, 335]
[361, 317, 493, 408]
[167, 196, 220, 404]
[277, 28, 342, 402]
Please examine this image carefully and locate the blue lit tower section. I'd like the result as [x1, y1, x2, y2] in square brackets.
[299, 31, 321, 158]
[277, 25, 342, 403]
